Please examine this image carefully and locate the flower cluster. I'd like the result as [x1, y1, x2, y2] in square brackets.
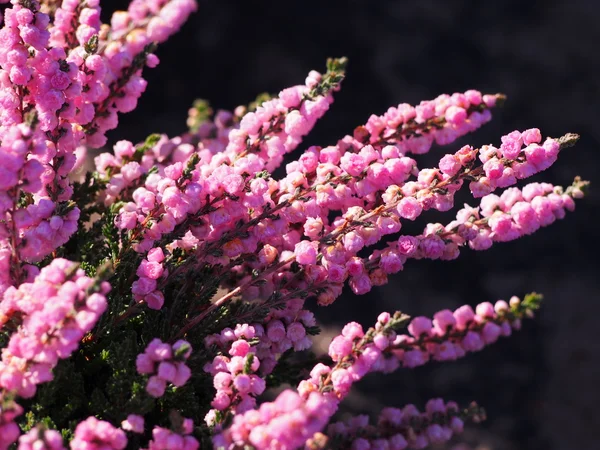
[324, 399, 486, 450]
[0, 258, 109, 398]
[203, 324, 266, 425]
[18, 426, 66, 450]
[0, 0, 588, 448]
[121, 414, 145, 434]
[215, 294, 541, 448]
[0, 0, 197, 294]
[146, 416, 199, 450]
[0, 392, 22, 450]
[253, 304, 316, 375]
[0, 123, 81, 271]
[362, 90, 500, 152]
[70, 417, 127, 450]
[133, 247, 167, 309]
[113, 85, 510, 317]
[136, 338, 192, 397]
[387, 294, 541, 368]
[470, 128, 563, 196]
[212, 389, 338, 450]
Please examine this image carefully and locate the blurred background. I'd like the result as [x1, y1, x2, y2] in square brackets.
[101, 1, 599, 449]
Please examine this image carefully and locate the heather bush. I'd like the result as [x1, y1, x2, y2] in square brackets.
[0, 0, 588, 449]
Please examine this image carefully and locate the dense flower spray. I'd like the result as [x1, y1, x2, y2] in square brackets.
[0, 0, 589, 449]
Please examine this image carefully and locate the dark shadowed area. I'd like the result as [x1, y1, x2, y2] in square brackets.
[101, 1, 600, 449]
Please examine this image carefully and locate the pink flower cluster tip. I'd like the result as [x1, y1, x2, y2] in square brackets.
[136, 338, 192, 397]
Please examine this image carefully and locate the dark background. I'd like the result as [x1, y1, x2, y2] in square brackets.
[105, 1, 599, 449]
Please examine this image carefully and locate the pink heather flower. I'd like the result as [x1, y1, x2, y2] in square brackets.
[234, 324, 256, 340]
[522, 128, 542, 145]
[250, 376, 266, 395]
[279, 87, 302, 108]
[397, 196, 422, 220]
[462, 331, 485, 351]
[326, 263, 346, 283]
[71, 417, 127, 450]
[343, 231, 365, 253]
[113, 140, 135, 159]
[377, 312, 391, 325]
[147, 247, 165, 263]
[349, 273, 372, 295]
[230, 339, 251, 356]
[379, 250, 403, 274]
[146, 375, 167, 397]
[284, 110, 311, 136]
[157, 362, 177, 382]
[213, 372, 233, 391]
[233, 374, 252, 394]
[173, 364, 192, 387]
[303, 217, 324, 239]
[543, 139, 560, 167]
[121, 161, 142, 182]
[310, 363, 331, 381]
[131, 277, 157, 296]
[445, 105, 467, 125]
[408, 317, 433, 338]
[218, 328, 236, 343]
[340, 153, 367, 176]
[433, 309, 457, 334]
[295, 240, 318, 265]
[464, 89, 482, 104]
[454, 305, 476, 330]
[211, 390, 231, 410]
[403, 350, 429, 368]
[18, 427, 65, 450]
[329, 336, 354, 361]
[500, 130, 523, 159]
[342, 322, 364, 341]
[286, 322, 307, 342]
[483, 94, 497, 107]
[475, 302, 495, 319]
[373, 333, 389, 350]
[481, 322, 502, 344]
[216, 389, 336, 448]
[136, 354, 155, 374]
[121, 414, 144, 434]
[522, 183, 546, 202]
[426, 424, 446, 443]
[137, 338, 192, 395]
[137, 260, 164, 279]
[227, 356, 246, 374]
[483, 159, 504, 179]
[331, 368, 353, 394]
[266, 320, 286, 342]
[396, 235, 419, 256]
[145, 291, 165, 310]
[419, 235, 445, 259]
[524, 144, 546, 168]
[438, 154, 462, 176]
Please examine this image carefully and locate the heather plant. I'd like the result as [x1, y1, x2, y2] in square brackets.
[0, 0, 589, 449]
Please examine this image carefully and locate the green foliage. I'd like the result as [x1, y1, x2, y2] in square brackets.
[307, 56, 348, 98]
[21, 360, 86, 433]
[266, 350, 325, 389]
[187, 99, 213, 133]
[246, 92, 273, 113]
[133, 133, 162, 161]
[84, 34, 99, 55]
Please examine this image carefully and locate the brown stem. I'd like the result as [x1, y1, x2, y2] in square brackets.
[172, 256, 296, 340]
